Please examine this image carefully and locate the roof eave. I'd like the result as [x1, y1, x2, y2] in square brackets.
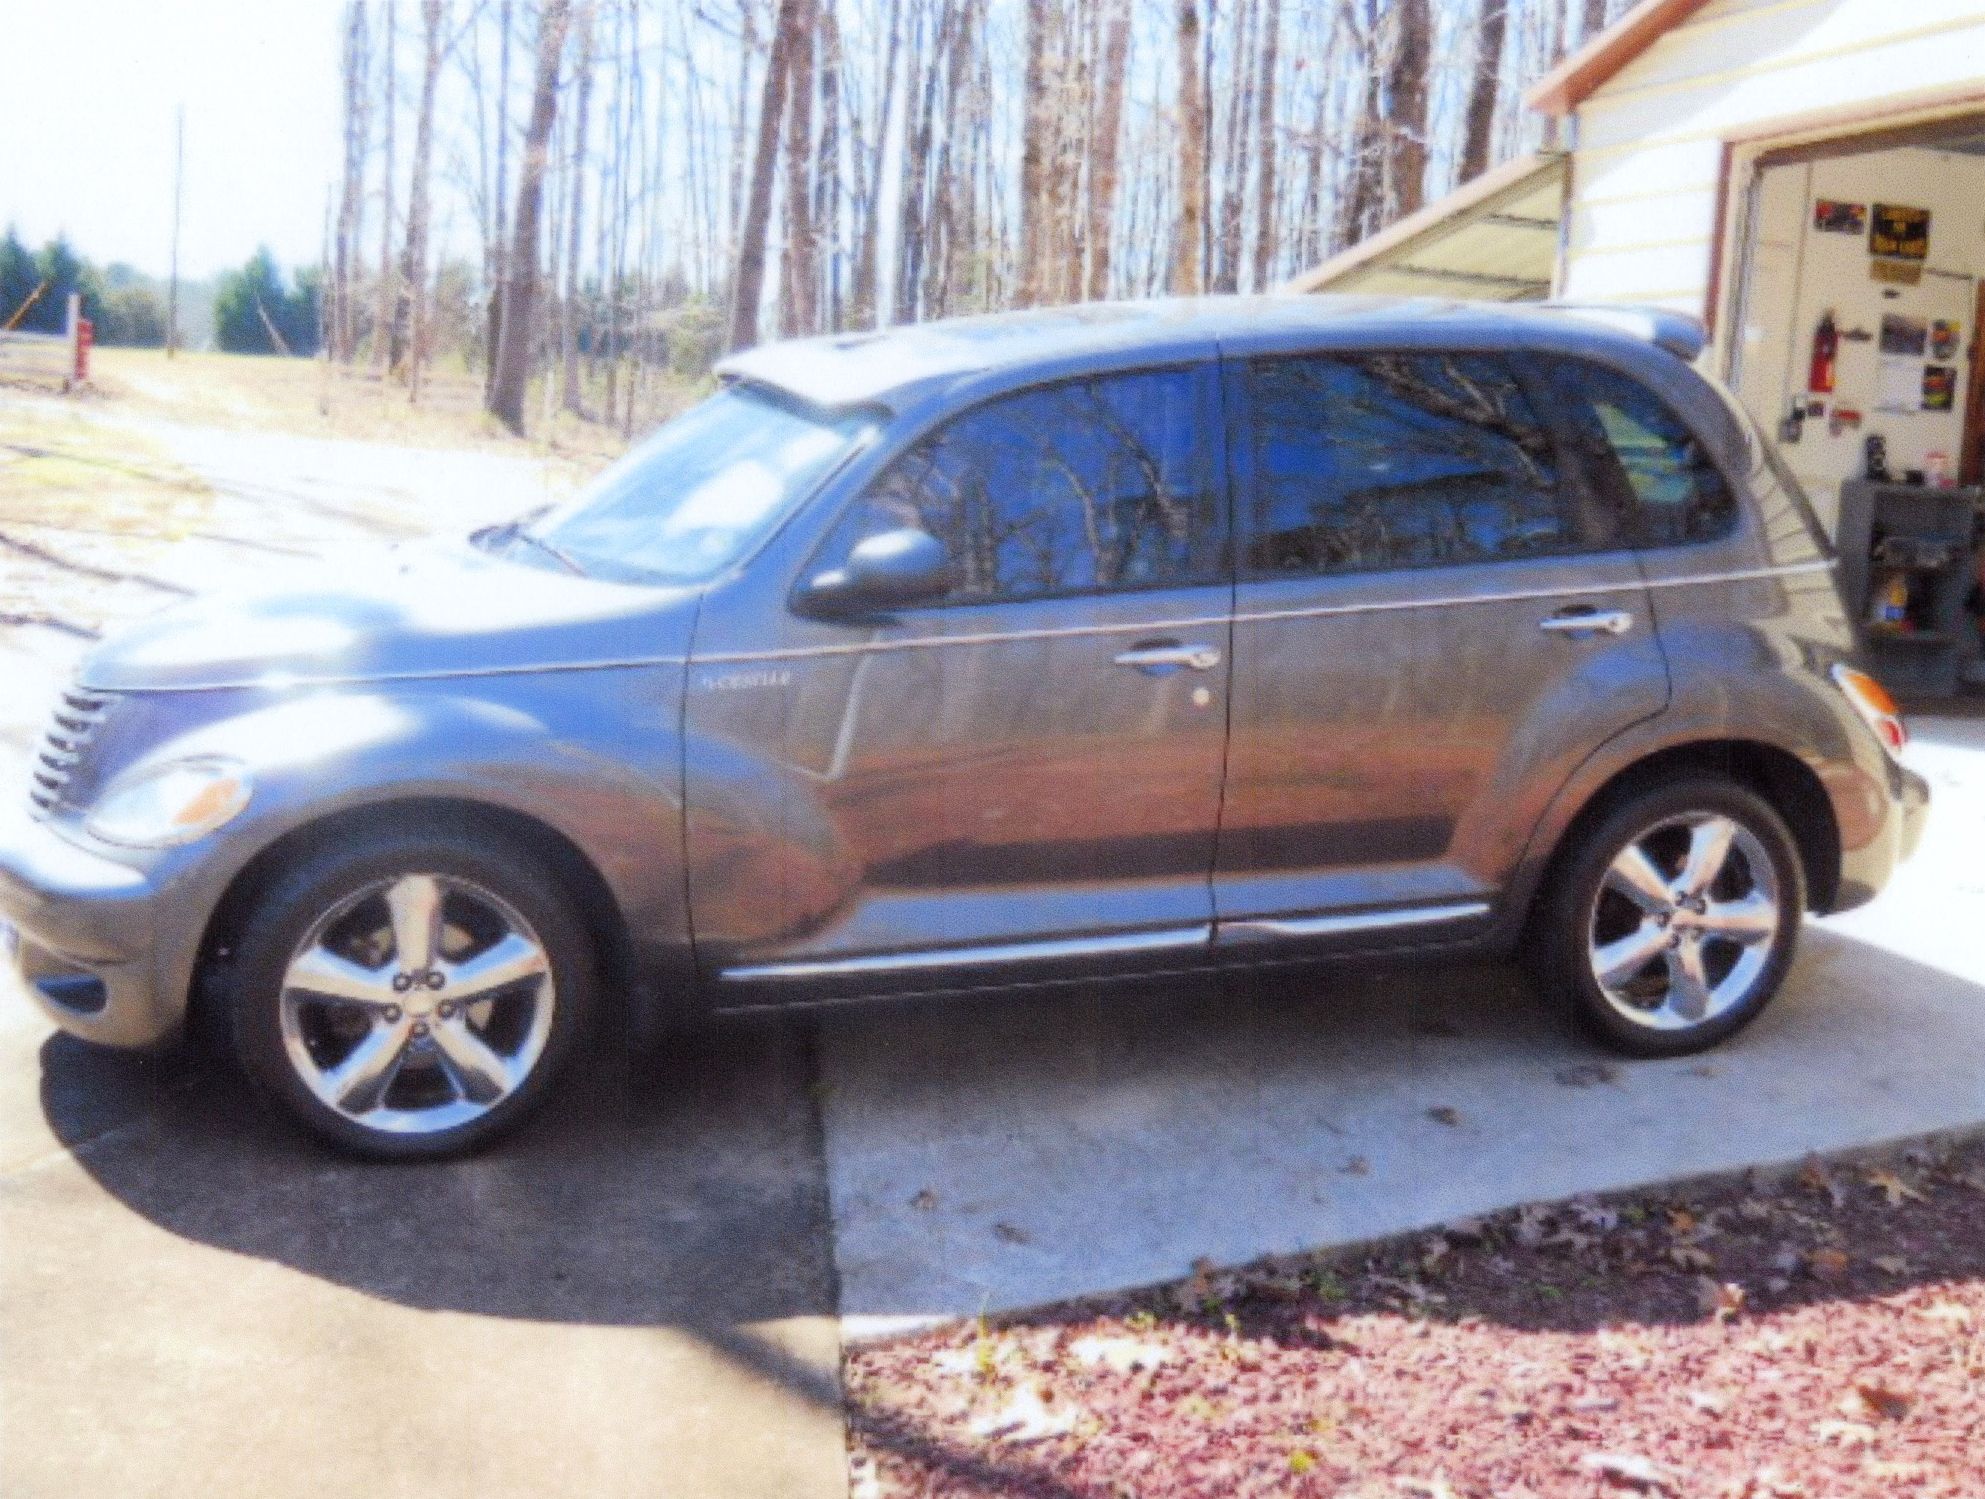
[1524, 0, 1718, 116]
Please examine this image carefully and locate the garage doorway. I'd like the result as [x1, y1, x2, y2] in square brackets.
[1726, 114, 1985, 695]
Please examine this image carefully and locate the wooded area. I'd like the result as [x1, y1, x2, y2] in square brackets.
[321, 0, 1632, 434]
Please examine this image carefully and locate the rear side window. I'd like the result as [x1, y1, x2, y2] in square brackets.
[1543, 358, 1738, 547]
[838, 367, 1224, 604]
[1239, 352, 1574, 577]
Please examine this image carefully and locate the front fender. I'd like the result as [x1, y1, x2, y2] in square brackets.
[113, 668, 688, 1027]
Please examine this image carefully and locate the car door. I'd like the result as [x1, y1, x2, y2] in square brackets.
[684, 362, 1236, 1004]
[1211, 346, 1671, 955]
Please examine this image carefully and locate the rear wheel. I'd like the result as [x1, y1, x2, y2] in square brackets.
[225, 825, 597, 1158]
[1530, 777, 1805, 1057]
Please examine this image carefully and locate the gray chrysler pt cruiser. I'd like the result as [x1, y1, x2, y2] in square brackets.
[0, 298, 1929, 1156]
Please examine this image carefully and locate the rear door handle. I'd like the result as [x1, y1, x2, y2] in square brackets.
[1540, 607, 1634, 637]
[1113, 641, 1223, 674]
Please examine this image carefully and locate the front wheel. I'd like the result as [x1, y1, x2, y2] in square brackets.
[224, 824, 597, 1158]
[1529, 777, 1806, 1057]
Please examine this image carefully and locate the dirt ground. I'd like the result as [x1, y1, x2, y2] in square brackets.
[847, 1136, 1985, 1499]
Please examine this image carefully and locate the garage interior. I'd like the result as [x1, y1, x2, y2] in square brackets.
[1728, 113, 1985, 697]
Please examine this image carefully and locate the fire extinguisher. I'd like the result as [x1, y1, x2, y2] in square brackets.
[1809, 310, 1838, 394]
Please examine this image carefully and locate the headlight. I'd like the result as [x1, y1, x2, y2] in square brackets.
[86, 758, 253, 847]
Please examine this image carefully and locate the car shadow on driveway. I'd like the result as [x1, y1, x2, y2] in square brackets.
[35, 1019, 832, 1331]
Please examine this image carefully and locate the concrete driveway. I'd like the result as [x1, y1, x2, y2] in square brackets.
[4, 396, 1984, 1495]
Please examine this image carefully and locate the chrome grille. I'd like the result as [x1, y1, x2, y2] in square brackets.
[27, 688, 115, 816]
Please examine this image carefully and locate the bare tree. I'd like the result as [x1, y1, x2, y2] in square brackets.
[1015, 0, 1053, 307]
[1248, 0, 1280, 290]
[333, 1, 371, 363]
[1172, 0, 1206, 294]
[1381, 0, 1432, 222]
[561, 1, 597, 413]
[778, 0, 819, 337]
[1083, 0, 1131, 301]
[728, 0, 804, 350]
[488, 0, 571, 432]
[1458, 0, 1509, 184]
[374, 0, 398, 374]
[394, 0, 447, 394]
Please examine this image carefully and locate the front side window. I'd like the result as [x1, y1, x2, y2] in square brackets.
[1544, 358, 1738, 547]
[1240, 352, 1573, 577]
[836, 368, 1223, 604]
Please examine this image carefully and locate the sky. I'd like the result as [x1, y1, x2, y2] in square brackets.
[0, 0, 346, 282]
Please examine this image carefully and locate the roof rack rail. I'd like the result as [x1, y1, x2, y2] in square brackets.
[1542, 303, 1708, 363]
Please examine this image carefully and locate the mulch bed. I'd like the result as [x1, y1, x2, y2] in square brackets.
[845, 1134, 1985, 1498]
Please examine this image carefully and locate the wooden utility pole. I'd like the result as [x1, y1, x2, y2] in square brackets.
[167, 106, 185, 357]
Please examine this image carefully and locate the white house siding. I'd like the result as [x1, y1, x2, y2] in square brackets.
[1559, 0, 1985, 318]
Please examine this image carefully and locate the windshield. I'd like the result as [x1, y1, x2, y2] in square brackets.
[520, 385, 866, 585]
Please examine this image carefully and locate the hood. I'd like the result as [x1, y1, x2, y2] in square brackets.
[79, 539, 701, 692]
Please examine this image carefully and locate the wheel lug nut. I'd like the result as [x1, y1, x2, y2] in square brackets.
[384, 1004, 402, 1022]
[412, 1021, 429, 1037]
[437, 1001, 454, 1019]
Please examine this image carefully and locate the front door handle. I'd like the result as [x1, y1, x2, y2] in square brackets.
[1540, 607, 1634, 637]
[1113, 641, 1223, 674]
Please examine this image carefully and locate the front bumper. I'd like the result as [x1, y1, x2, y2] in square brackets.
[0, 804, 178, 1048]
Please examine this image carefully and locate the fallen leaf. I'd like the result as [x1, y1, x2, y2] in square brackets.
[1842, 1381, 1913, 1421]
[1427, 1106, 1462, 1127]
[1686, 1389, 1730, 1416]
[1918, 1301, 1973, 1328]
[1342, 1155, 1371, 1177]
[1806, 1247, 1850, 1280]
[992, 1221, 1031, 1245]
[1864, 1167, 1926, 1207]
[1871, 1254, 1911, 1276]
[1554, 1062, 1618, 1088]
[1667, 1208, 1698, 1235]
[1695, 1277, 1746, 1321]
[1580, 1451, 1674, 1493]
[909, 1188, 938, 1211]
[1798, 1154, 1848, 1209]
[1812, 1417, 1879, 1447]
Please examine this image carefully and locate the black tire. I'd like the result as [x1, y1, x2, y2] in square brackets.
[1526, 776, 1806, 1058]
[222, 822, 598, 1159]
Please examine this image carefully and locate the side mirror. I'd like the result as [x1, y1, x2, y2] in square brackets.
[798, 527, 954, 617]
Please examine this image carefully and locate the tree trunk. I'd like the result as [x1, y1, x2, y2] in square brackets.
[484, 0, 513, 398]
[1381, 0, 1432, 223]
[1171, 0, 1205, 294]
[374, 0, 397, 374]
[1212, 0, 1253, 293]
[779, 0, 819, 338]
[1082, 0, 1130, 301]
[488, 0, 570, 433]
[394, 0, 445, 394]
[561, 1, 595, 414]
[895, 0, 948, 324]
[1248, 0, 1280, 291]
[728, 0, 802, 350]
[1015, 0, 1053, 307]
[1581, 0, 1607, 45]
[816, 2, 844, 329]
[334, 1, 369, 363]
[848, 0, 902, 328]
[1458, 0, 1508, 184]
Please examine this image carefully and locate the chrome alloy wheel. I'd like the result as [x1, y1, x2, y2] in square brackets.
[1586, 813, 1782, 1032]
[277, 873, 556, 1136]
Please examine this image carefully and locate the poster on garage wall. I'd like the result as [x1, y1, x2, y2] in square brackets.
[1870, 203, 1931, 261]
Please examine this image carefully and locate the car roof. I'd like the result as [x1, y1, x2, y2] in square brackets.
[715, 295, 1709, 413]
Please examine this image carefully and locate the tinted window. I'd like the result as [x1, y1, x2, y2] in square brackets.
[1241, 353, 1573, 577]
[836, 369, 1222, 604]
[1547, 358, 1738, 547]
